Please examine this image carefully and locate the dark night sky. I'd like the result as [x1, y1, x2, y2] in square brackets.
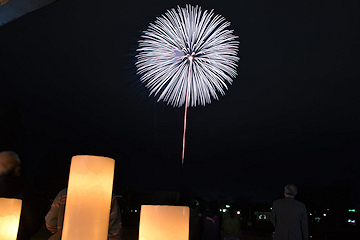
[1, 0, 359, 204]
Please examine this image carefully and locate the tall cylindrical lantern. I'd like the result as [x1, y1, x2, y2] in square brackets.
[61, 155, 115, 240]
[0, 198, 22, 240]
[138, 205, 190, 240]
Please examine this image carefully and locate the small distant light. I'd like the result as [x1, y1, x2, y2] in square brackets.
[348, 209, 356, 212]
[327, 209, 329, 211]
[310, 236, 313, 238]
[310, 213, 312, 216]
[225, 205, 230, 208]
[135, 210, 138, 213]
[222, 209, 227, 213]
[323, 214, 326, 217]
[237, 211, 240, 215]
[348, 219, 356, 224]
[270, 207, 272, 210]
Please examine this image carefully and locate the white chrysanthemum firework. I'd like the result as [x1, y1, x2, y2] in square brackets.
[136, 5, 240, 107]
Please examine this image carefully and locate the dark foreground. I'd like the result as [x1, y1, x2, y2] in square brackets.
[31, 223, 360, 240]
[31, 225, 273, 240]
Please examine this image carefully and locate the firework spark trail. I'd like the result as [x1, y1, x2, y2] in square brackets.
[182, 57, 193, 164]
[136, 5, 239, 164]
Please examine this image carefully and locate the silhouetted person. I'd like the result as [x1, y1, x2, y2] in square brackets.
[271, 184, 308, 240]
[0, 151, 42, 240]
[222, 208, 241, 240]
[202, 200, 221, 240]
[45, 188, 123, 240]
[189, 199, 203, 240]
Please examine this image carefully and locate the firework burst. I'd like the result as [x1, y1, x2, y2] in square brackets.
[136, 4, 239, 107]
[136, 5, 240, 163]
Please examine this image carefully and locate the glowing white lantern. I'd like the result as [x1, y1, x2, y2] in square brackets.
[138, 205, 190, 240]
[61, 155, 115, 240]
[0, 198, 22, 240]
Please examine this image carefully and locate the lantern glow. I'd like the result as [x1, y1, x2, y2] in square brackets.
[61, 155, 115, 240]
[0, 198, 22, 240]
[138, 205, 190, 240]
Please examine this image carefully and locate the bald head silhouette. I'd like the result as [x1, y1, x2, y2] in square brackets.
[0, 151, 21, 176]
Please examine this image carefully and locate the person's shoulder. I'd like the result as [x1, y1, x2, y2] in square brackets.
[59, 188, 67, 195]
[54, 188, 67, 199]
[293, 198, 306, 207]
[273, 197, 295, 206]
[272, 198, 282, 209]
[273, 198, 286, 204]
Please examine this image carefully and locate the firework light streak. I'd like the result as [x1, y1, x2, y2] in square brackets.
[136, 5, 239, 164]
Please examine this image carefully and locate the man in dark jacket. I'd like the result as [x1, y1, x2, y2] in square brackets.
[271, 184, 308, 240]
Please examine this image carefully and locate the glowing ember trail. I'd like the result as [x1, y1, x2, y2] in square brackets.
[181, 57, 193, 164]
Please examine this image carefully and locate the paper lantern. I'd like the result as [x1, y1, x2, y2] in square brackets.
[62, 155, 115, 240]
[0, 198, 22, 240]
[138, 205, 190, 240]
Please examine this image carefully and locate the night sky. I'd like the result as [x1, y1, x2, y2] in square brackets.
[1, 0, 359, 204]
